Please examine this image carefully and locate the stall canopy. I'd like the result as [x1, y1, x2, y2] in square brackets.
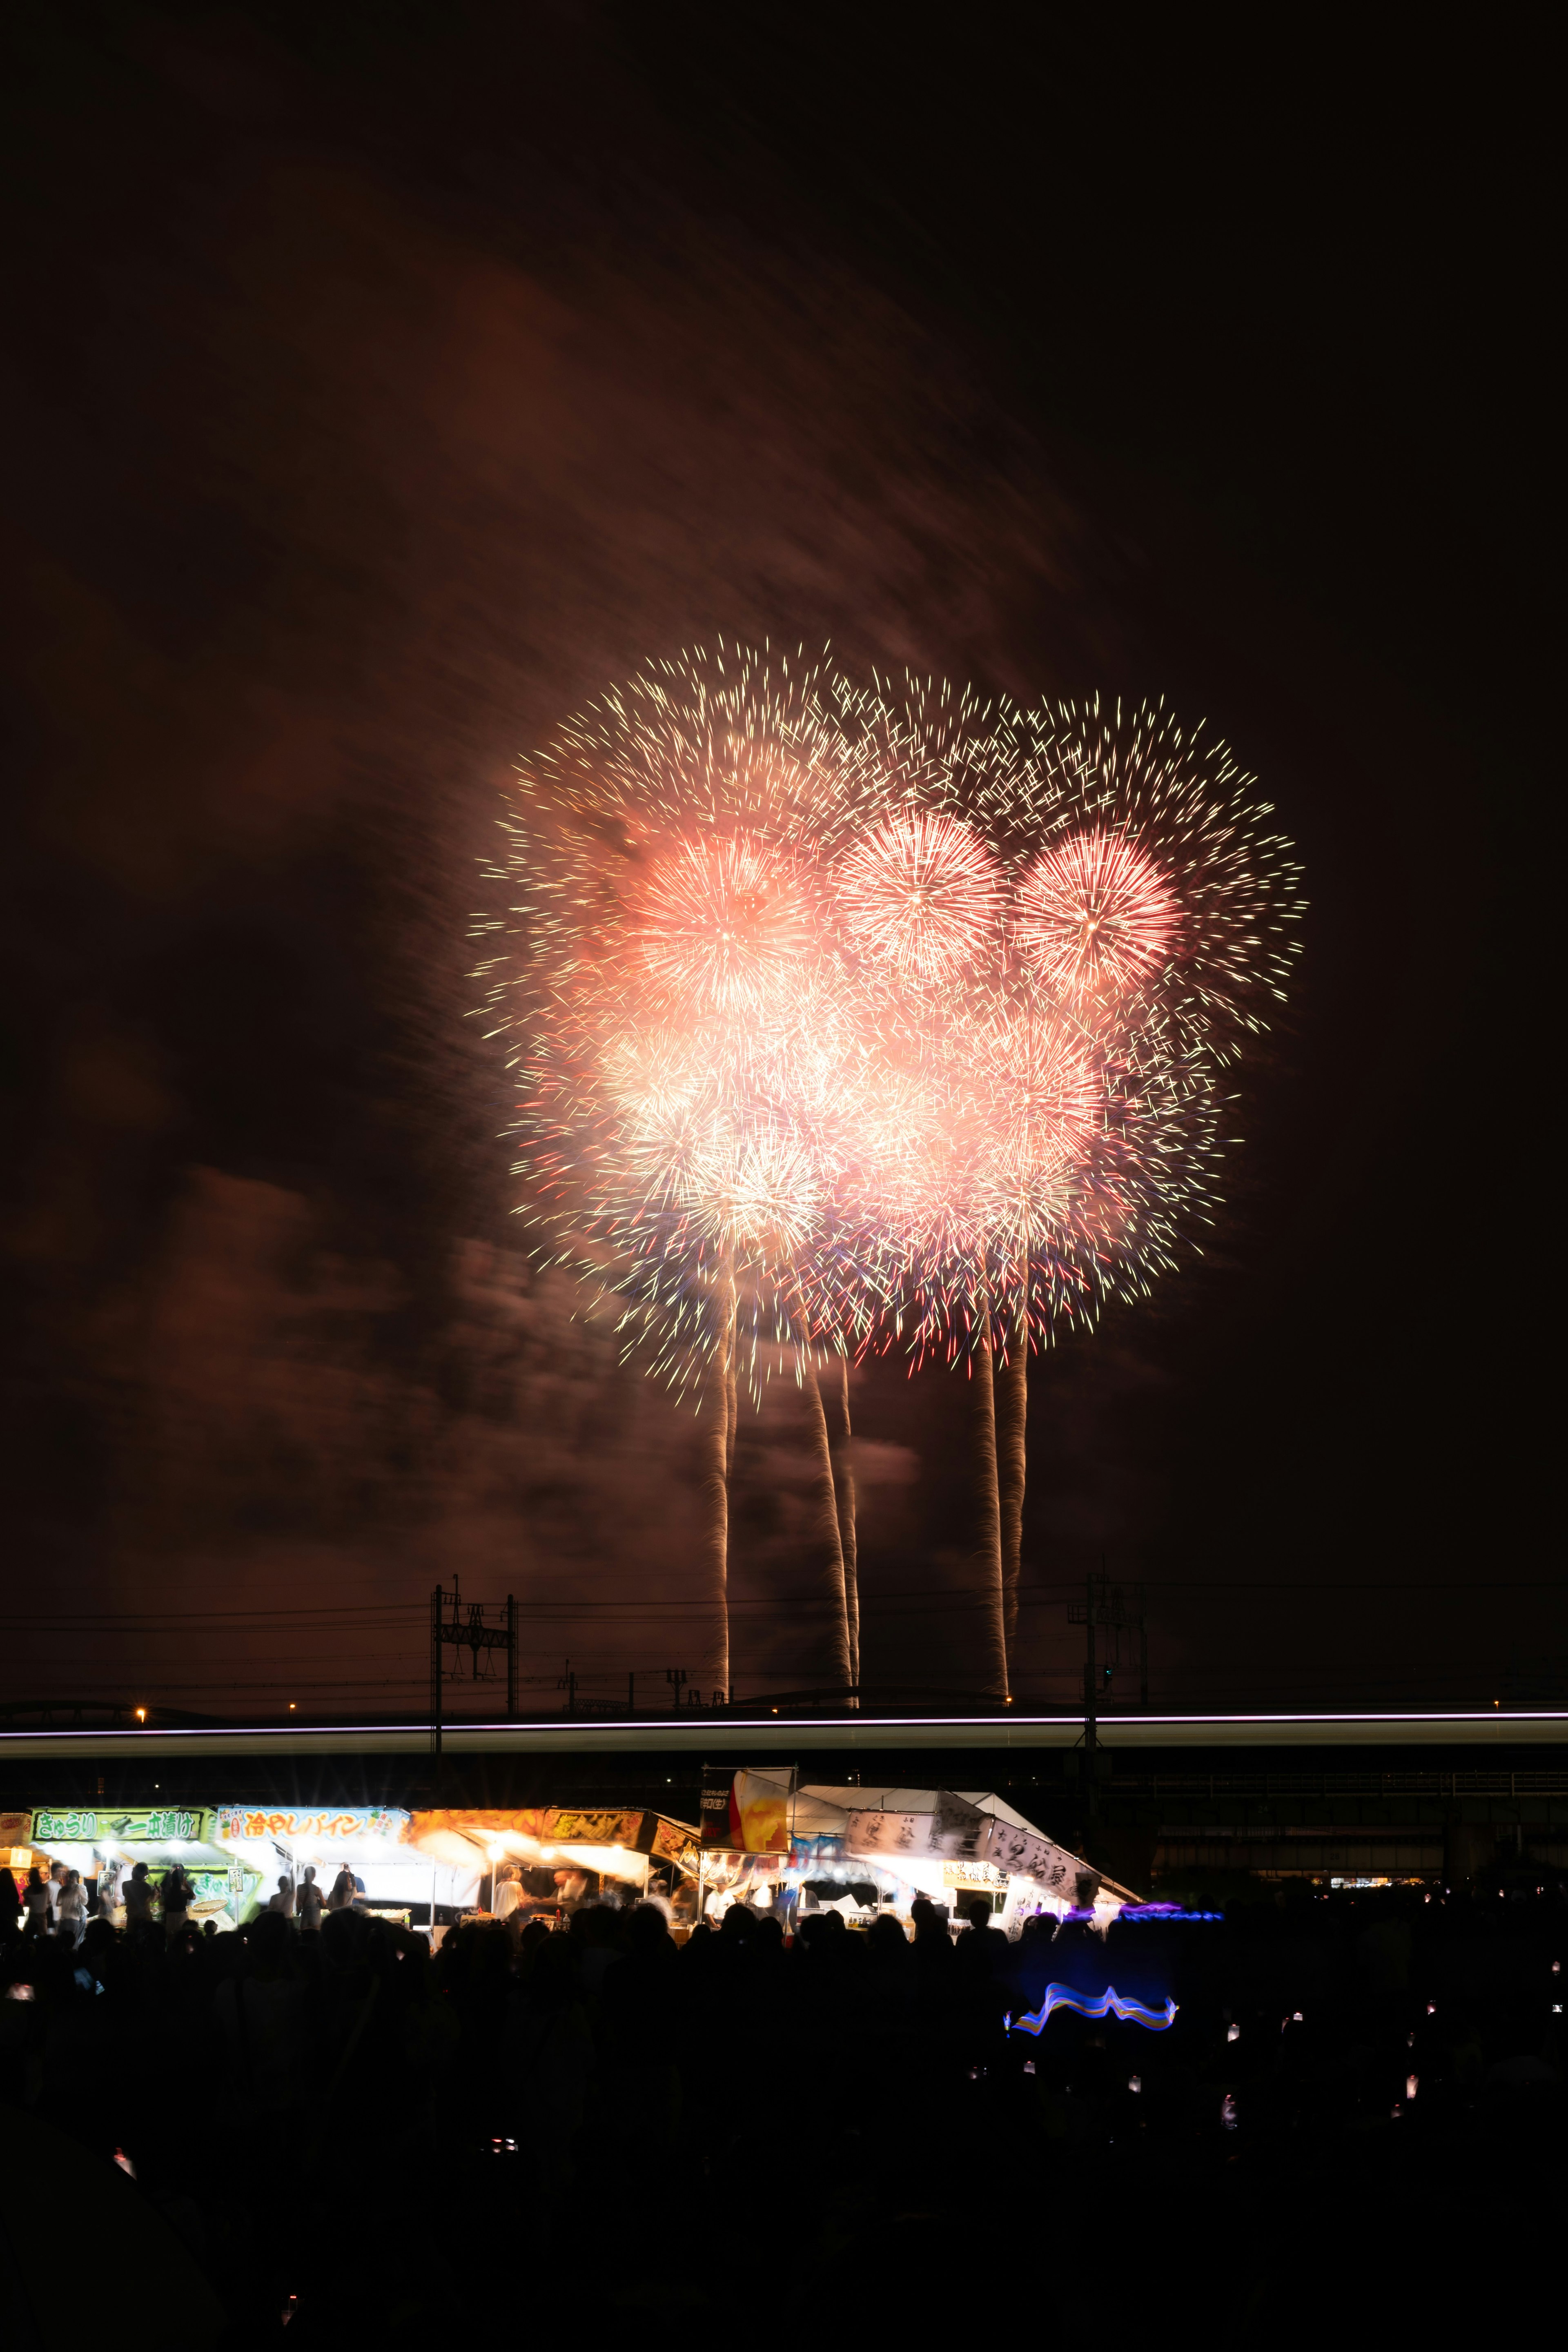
[407, 1806, 701, 1893]
[792, 1786, 1140, 1918]
[22, 1803, 241, 1924]
[211, 1803, 463, 1920]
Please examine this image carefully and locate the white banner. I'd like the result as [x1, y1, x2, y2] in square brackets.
[842, 1794, 988, 1864]
[844, 1800, 1089, 1898]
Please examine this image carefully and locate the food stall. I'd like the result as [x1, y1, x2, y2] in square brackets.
[1, 1812, 49, 1894]
[211, 1804, 472, 1927]
[408, 1806, 702, 1930]
[699, 1777, 1136, 1933]
[24, 1803, 247, 1928]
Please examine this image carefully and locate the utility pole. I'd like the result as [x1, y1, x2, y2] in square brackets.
[666, 1668, 688, 1715]
[1084, 1571, 1099, 1817]
[430, 1581, 519, 1761]
[1068, 1567, 1150, 1814]
[430, 1585, 443, 1764]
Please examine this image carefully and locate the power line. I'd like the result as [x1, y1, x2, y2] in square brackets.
[1, 1576, 1559, 1635]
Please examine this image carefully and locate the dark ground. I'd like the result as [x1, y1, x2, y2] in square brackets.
[3, 1875, 1563, 2343]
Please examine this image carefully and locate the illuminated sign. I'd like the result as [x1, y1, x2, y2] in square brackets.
[31, 1808, 209, 1846]
[1009, 1984, 1178, 2034]
[213, 1806, 408, 1844]
[411, 1807, 697, 1857]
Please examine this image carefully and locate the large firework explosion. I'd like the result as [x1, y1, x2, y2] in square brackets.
[472, 649, 1302, 1694]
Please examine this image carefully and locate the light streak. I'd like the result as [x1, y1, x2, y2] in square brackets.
[1009, 1984, 1179, 2034]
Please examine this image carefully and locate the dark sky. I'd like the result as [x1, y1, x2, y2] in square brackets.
[1, 6, 1550, 1716]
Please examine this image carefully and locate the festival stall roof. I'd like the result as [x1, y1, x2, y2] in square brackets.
[407, 1806, 701, 1883]
[22, 1802, 233, 1871]
[795, 1786, 1140, 1907]
[212, 1802, 474, 1913]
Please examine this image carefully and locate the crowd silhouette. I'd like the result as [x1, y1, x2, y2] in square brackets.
[1, 1871, 1564, 2340]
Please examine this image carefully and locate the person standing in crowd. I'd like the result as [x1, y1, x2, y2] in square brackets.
[326, 1864, 357, 1914]
[296, 1864, 323, 1931]
[267, 1873, 296, 1918]
[22, 1866, 52, 1937]
[122, 1862, 153, 1930]
[56, 1868, 89, 1946]
[96, 1861, 122, 1925]
[0, 1862, 20, 1937]
[493, 1864, 523, 1923]
[47, 1859, 66, 1931]
[56, 1869, 88, 1947]
[160, 1864, 192, 1936]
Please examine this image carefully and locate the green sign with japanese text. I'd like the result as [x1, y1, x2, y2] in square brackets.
[31, 1806, 215, 1846]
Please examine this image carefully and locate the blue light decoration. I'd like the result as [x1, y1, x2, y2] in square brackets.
[1045, 1902, 1221, 1925]
[1116, 1903, 1223, 1923]
[1008, 1985, 1179, 2034]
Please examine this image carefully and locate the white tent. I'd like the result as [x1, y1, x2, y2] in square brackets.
[787, 1785, 1138, 1929]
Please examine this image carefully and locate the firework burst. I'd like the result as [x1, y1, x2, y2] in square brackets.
[834, 806, 1003, 985]
[473, 650, 1301, 1695]
[1014, 826, 1180, 1001]
[991, 694, 1305, 1057]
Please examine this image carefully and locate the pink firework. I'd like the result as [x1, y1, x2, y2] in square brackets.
[974, 1004, 1103, 1189]
[834, 808, 1003, 984]
[626, 833, 814, 1019]
[1015, 827, 1178, 1000]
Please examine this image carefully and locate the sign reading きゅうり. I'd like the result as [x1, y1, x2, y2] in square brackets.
[31, 1808, 212, 1846]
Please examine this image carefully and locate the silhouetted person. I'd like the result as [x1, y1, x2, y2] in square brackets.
[122, 1861, 153, 1930]
[21, 1866, 50, 1937]
[56, 1869, 87, 1948]
[0, 1863, 20, 1936]
[297, 1865, 323, 1931]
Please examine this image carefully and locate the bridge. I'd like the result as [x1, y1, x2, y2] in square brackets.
[4, 1707, 1566, 1888]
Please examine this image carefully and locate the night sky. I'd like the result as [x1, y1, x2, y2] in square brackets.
[2, 8, 1550, 1716]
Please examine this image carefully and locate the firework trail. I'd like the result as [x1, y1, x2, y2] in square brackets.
[995, 1342, 1026, 1652]
[802, 1366, 853, 1693]
[967, 1327, 1008, 1700]
[474, 658, 1301, 1703]
[823, 1357, 860, 1686]
[701, 1264, 734, 1695]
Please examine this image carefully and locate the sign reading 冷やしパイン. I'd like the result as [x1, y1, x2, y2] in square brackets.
[213, 1807, 408, 1844]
